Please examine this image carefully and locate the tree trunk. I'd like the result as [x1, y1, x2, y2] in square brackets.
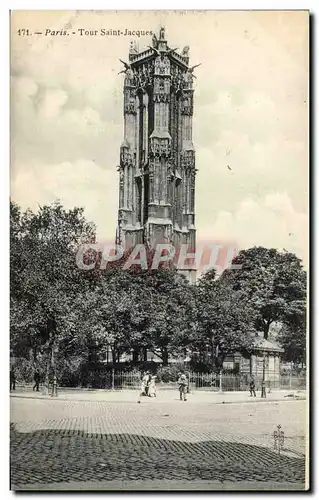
[132, 350, 139, 363]
[32, 347, 37, 363]
[161, 348, 169, 366]
[211, 340, 215, 369]
[44, 339, 51, 394]
[263, 319, 272, 339]
[143, 348, 148, 362]
[112, 349, 117, 365]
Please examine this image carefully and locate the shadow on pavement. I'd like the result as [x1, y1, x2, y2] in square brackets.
[10, 423, 305, 490]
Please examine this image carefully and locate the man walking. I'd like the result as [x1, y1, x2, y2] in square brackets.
[249, 375, 256, 397]
[33, 369, 40, 392]
[178, 371, 188, 401]
[10, 367, 16, 391]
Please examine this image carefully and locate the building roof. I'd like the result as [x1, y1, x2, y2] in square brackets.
[252, 336, 284, 353]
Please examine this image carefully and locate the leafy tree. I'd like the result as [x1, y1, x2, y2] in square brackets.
[277, 310, 306, 365]
[220, 247, 307, 340]
[10, 201, 96, 383]
[195, 269, 257, 369]
[141, 268, 197, 365]
[77, 269, 144, 364]
[78, 267, 196, 366]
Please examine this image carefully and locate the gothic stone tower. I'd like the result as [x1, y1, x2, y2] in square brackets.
[116, 28, 197, 281]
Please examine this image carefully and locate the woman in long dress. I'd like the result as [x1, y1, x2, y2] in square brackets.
[148, 375, 157, 397]
[137, 372, 150, 403]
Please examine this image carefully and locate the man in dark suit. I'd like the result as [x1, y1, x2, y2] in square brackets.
[33, 369, 40, 391]
[10, 368, 16, 391]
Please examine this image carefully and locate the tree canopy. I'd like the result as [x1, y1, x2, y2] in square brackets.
[10, 203, 307, 383]
[220, 247, 307, 340]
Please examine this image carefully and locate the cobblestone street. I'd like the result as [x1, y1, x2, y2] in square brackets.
[10, 393, 307, 491]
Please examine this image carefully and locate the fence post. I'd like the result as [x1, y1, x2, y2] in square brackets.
[219, 371, 222, 393]
[112, 368, 115, 391]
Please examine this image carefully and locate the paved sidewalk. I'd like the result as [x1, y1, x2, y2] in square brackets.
[10, 388, 306, 405]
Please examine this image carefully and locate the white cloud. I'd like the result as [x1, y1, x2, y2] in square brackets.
[39, 89, 68, 119]
[197, 193, 308, 265]
[11, 160, 119, 242]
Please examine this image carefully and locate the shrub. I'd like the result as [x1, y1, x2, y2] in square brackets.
[156, 364, 185, 383]
[55, 356, 84, 387]
[11, 357, 34, 383]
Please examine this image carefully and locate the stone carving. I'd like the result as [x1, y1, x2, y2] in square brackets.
[159, 26, 165, 40]
[181, 95, 193, 115]
[129, 41, 139, 54]
[171, 70, 184, 93]
[171, 65, 195, 94]
[118, 59, 132, 75]
[154, 55, 170, 75]
[182, 45, 190, 56]
[119, 169, 124, 186]
[153, 94, 169, 103]
[120, 148, 135, 167]
[124, 103, 136, 114]
[124, 88, 137, 114]
[153, 77, 170, 102]
[181, 150, 195, 169]
[150, 138, 171, 158]
[134, 70, 146, 90]
[189, 63, 201, 73]
[181, 105, 193, 116]
[183, 71, 193, 87]
[148, 45, 160, 57]
[133, 61, 154, 90]
[152, 33, 158, 48]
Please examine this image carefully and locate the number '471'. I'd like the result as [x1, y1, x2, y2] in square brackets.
[17, 29, 30, 36]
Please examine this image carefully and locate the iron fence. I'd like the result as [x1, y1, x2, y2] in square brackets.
[188, 372, 306, 392]
[86, 370, 306, 392]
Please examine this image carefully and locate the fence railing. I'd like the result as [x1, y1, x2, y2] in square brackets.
[80, 370, 306, 392]
[188, 372, 306, 392]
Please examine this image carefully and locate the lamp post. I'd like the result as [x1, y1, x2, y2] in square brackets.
[261, 353, 266, 398]
[110, 339, 115, 391]
[184, 353, 191, 394]
[51, 343, 58, 397]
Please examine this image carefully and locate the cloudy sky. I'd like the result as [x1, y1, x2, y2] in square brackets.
[11, 10, 308, 265]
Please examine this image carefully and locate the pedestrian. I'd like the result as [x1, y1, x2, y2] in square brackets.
[139, 372, 149, 397]
[137, 371, 150, 403]
[178, 371, 188, 401]
[144, 371, 151, 396]
[249, 376, 256, 397]
[148, 375, 157, 397]
[10, 367, 16, 391]
[33, 369, 40, 392]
